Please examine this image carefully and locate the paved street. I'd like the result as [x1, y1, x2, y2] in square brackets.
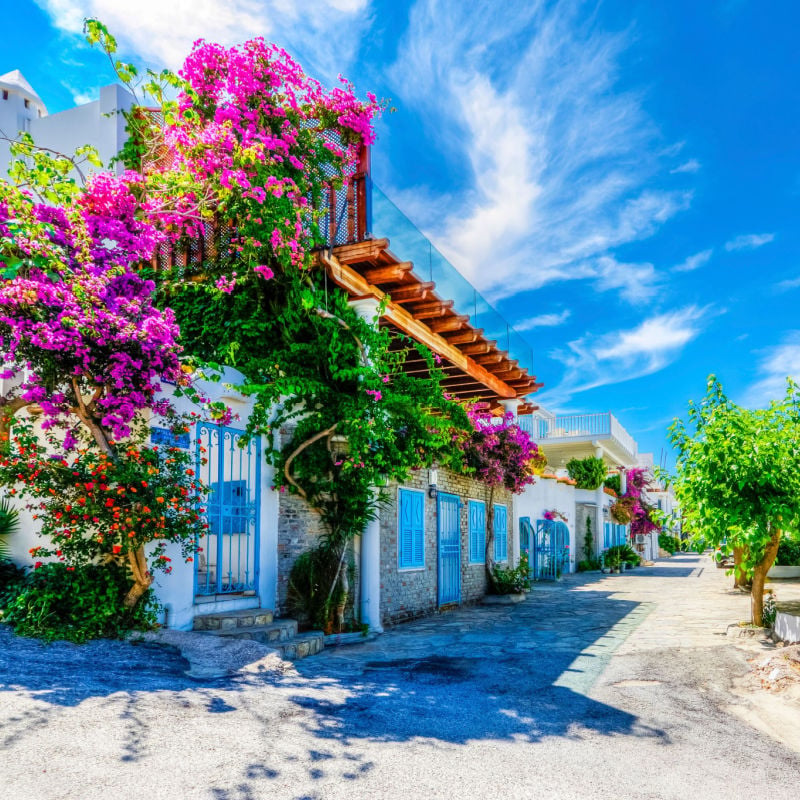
[1, 553, 798, 800]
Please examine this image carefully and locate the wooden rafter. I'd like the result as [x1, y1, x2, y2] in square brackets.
[459, 341, 496, 356]
[428, 315, 469, 334]
[332, 239, 389, 264]
[386, 282, 435, 304]
[442, 329, 483, 345]
[362, 261, 414, 285]
[407, 299, 455, 319]
[318, 251, 517, 399]
[473, 353, 505, 366]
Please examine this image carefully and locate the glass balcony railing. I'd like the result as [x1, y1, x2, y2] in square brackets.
[371, 184, 534, 375]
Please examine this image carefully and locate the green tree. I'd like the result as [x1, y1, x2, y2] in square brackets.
[668, 377, 800, 625]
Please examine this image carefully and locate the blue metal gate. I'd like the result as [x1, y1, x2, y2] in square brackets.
[437, 493, 461, 605]
[520, 517, 570, 581]
[195, 423, 261, 596]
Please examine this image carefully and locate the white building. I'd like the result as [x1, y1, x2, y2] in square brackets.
[0, 69, 133, 178]
[515, 406, 641, 573]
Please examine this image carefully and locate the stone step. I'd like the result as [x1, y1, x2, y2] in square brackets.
[275, 631, 325, 660]
[192, 607, 274, 631]
[210, 618, 298, 644]
[198, 616, 325, 661]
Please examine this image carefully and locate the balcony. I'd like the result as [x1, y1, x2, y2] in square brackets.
[518, 412, 638, 468]
[318, 145, 540, 410]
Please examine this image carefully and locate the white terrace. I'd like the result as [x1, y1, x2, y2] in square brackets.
[518, 410, 638, 469]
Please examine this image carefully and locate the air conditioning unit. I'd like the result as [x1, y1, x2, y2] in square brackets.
[635, 534, 645, 544]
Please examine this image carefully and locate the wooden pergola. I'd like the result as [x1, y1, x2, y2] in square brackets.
[318, 238, 540, 414]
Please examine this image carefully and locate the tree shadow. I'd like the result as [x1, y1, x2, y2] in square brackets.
[0, 577, 669, 797]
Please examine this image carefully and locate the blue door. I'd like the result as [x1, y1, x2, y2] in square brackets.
[532, 519, 570, 581]
[195, 423, 261, 596]
[437, 493, 461, 605]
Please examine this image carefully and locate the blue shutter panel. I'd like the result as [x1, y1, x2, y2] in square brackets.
[399, 489, 425, 569]
[468, 501, 486, 563]
[411, 491, 424, 567]
[494, 504, 508, 562]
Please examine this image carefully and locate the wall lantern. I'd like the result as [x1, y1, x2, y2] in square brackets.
[428, 468, 438, 499]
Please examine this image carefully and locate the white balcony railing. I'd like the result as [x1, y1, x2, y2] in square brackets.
[518, 412, 637, 459]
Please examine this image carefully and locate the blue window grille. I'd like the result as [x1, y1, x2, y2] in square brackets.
[494, 504, 508, 562]
[468, 500, 486, 563]
[398, 488, 425, 569]
[194, 423, 261, 596]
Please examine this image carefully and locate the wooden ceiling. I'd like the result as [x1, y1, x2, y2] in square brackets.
[318, 239, 541, 414]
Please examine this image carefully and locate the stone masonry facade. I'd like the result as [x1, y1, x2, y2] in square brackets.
[276, 462, 513, 627]
[379, 466, 513, 627]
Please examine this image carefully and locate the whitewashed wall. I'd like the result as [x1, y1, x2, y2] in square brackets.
[513, 478, 577, 572]
[28, 85, 134, 177]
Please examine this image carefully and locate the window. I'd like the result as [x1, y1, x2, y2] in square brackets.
[2, 90, 8, 101]
[468, 500, 486, 563]
[398, 488, 425, 569]
[24, 98, 29, 108]
[494, 504, 508, 562]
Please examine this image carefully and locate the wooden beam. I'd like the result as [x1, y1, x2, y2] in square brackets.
[442, 329, 483, 345]
[363, 261, 414, 285]
[473, 353, 505, 366]
[459, 341, 496, 356]
[319, 252, 516, 399]
[332, 238, 389, 264]
[407, 299, 455, 319]
[428, 315, 470, 334]
[387, 282, 435, 304]
[492, 368, 525, 381]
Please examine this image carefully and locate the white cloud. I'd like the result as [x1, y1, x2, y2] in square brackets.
[34, 0, 371, 79]
[670, 158, 701, 174]
[742, 333, 800, 408]
[537, 305, 709, 408]
[591, 255, 660, 304]
[776, 276, 800, 291]
[514, 309, 571, 331]
[386, 0, 693, 303]
[724, 232, 775, 252]
[673, 248, 713, 273]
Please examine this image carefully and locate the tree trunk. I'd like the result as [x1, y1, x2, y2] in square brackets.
[485, 485, 497, 591]
[123, 546, 153, 610]
[750, 527, 782, 626]
[732, 546, 750, 589]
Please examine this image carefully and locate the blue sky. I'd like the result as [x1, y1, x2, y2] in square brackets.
[5, 0, 800, 466]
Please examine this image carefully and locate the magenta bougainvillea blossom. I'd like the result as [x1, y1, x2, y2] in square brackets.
[624, 467, 659, 537]
[460, 406, 539, 493]
[0, 176, 182, 442]
[138, 37, 381, 281]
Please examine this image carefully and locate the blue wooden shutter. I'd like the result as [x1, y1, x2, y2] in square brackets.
[494, 504, 508, 562]
[411, 491, 425, 566]
[468, 501, 486, 563]
[399, 489, 424, 568]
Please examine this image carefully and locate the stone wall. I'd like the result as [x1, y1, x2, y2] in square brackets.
[276, 491, 327, 615]
[275, 447, 512, 626]
[575, 503, 595, 562]
[379, 467, 512, 627]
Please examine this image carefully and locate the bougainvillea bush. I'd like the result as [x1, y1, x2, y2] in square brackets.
[624, 468, 659, 539]
[460, 406, 539, 587]
[0, 77, 200, 631]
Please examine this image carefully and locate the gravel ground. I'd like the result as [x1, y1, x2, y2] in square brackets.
[1, 553, 798, 800]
